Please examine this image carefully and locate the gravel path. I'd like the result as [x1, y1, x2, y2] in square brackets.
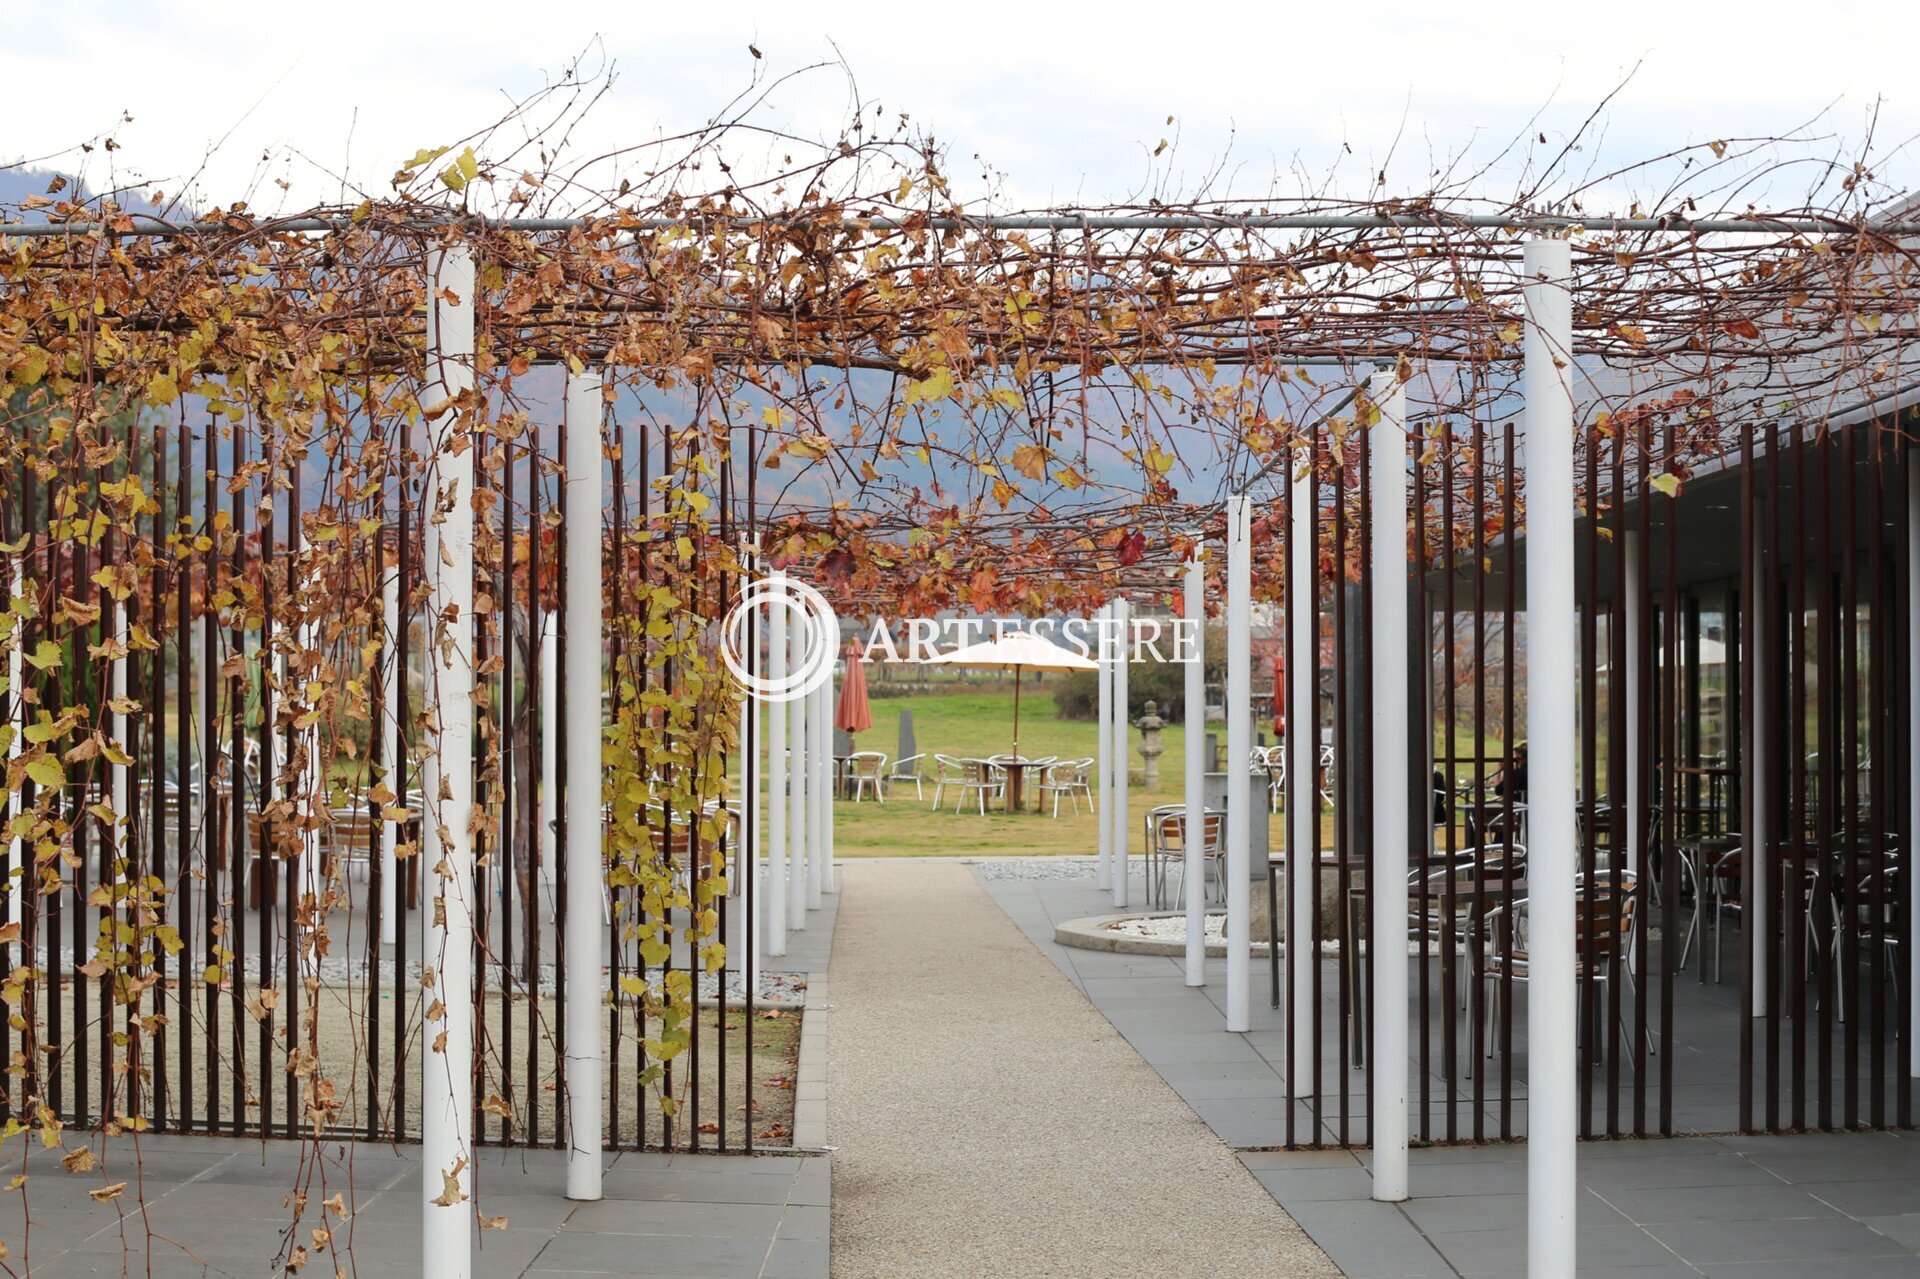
[827, 859, 1340, 1279]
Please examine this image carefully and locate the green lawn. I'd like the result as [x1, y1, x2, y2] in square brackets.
[821, 682, 1501, 858]
[829, 681, 1199, 857]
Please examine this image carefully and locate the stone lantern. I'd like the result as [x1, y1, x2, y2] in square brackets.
[1135, 699, 1166, 788]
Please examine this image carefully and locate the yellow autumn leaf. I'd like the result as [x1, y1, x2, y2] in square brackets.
[904, 368, 954, 404]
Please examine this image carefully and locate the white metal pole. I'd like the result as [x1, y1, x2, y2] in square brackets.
[767, 572, 789, 957]
[111, 603, 129, 864]
[1105, 599, 1121, 887]
[808, 671, 828, 909]
[1368, 370, 1411, 1202]
[561, 365, 605, 1202]
[1624, 530, 1643, 878]
[823, 640, 838, 894]
[539, 612, 558, 914]
[1225, 496, 1252, 1032]
[1111, 597, 1131, 909]
[1183, 551, 1207, 985]
[1523, 236, 1578, 1279]
[1289, 441, 1317, 1096]
[789, 620, 809, 933]
[421, 243, 476, 1275]
[1748, 511, 1769, 1017]
[1908, 455, 1918, 1070]
[380, 565, 400, 947]
[740, 611, 761, 1005]
[6, 557, 21, 924]
[297, 592, 322, 978]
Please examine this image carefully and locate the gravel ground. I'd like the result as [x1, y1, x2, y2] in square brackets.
[975, 856, 1103, 881]
[827, 860, 1339, 1279]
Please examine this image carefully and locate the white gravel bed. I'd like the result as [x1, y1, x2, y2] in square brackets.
[976, 856, 1103, 881]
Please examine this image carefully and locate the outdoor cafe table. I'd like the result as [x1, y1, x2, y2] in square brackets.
[997, 760, 1042, 812]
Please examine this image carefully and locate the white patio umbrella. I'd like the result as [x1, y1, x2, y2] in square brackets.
[925, 629, 1099, 757]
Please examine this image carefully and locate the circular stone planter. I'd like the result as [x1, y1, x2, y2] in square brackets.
[1054, 911, 1277, 957]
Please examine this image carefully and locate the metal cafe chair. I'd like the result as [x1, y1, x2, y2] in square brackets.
[1146, 805, 1226, 909]
[883, 753, 926, 801]
[1257, 744, 1286, 812]
[928, 754, 965, 810]
[1036, 758, 1094, 818]
[1821, 847, 1901, 1022]
[845, 751, 889, 803]
[1478, 871, 1654, 1065]
[935, 756, 1000, 815]
[1411, 844, 1527, 1011]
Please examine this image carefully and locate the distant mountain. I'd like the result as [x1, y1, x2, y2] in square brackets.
[0, 165, 182, 220]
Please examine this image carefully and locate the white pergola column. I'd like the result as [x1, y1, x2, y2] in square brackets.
[739, 602, 762, 1006]
[1110, 597, 1131, 909]
[111, 603, 129, 863]
[1907, 454, 1918, 1069]
[809, 669, 828, 909]
[1748, 507, 1769, 1016]
[1183, 550, 1207, 985]
[1624, 530, 1644, 877]
[767, 571, 790, 957]
[380, 564, 401, 947]
[1097, 603, 1113, 891]
[1367, 370, 1411, 1202]
[1523, 236, 1578, 1279]
[1289, 442, 1316, 1095]
[297, 590, 322, 976]
[561, 366, 605, 1202]
[788, 603, 808, 934]
[6, 556, 21, 924]
[1225, 494, 1252, 1033]
[539, 612, 558, 913]
[421, 243, 477, 1276]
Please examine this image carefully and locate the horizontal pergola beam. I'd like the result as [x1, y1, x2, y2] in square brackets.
[7, 212, 1920, 238]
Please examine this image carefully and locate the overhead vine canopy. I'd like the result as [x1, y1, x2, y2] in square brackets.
[5, 83, 1917, 617]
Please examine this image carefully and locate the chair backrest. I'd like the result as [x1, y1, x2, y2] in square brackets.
[848, 751, 887, 778]
[1574, 872, 1639, 956]
[326, 808, 380, 855]
[1191, 809, 1225, 853]
[1492, 874, 1638, 959]
[1043, 759, 1089, 787]
[962, 758, 997, 784]
[889, 753, 926, 776]
[1149, 806, 1224, 853]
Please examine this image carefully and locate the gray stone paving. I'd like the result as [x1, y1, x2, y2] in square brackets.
[979, 859, 1920, 1278]
[1243, 1134, 1920, 1278]
[0, 874, 842, 1278]
[0, 1136, 827, 1277]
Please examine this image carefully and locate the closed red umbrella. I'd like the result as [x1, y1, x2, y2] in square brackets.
[1272, 657, 1285, 735]
[835, 642, 873, 739]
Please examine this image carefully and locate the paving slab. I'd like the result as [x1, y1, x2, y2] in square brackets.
[982, 862, 1920, 1277]
[0, 1136, 827, 1278]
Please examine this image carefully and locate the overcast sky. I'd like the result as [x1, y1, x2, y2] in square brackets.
[5, 1, 1918, 215]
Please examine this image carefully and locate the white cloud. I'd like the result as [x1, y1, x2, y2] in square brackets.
[4, 0, 1915, 212]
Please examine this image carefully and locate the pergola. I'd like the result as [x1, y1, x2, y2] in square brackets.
[4, 164, 1919, 1279]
